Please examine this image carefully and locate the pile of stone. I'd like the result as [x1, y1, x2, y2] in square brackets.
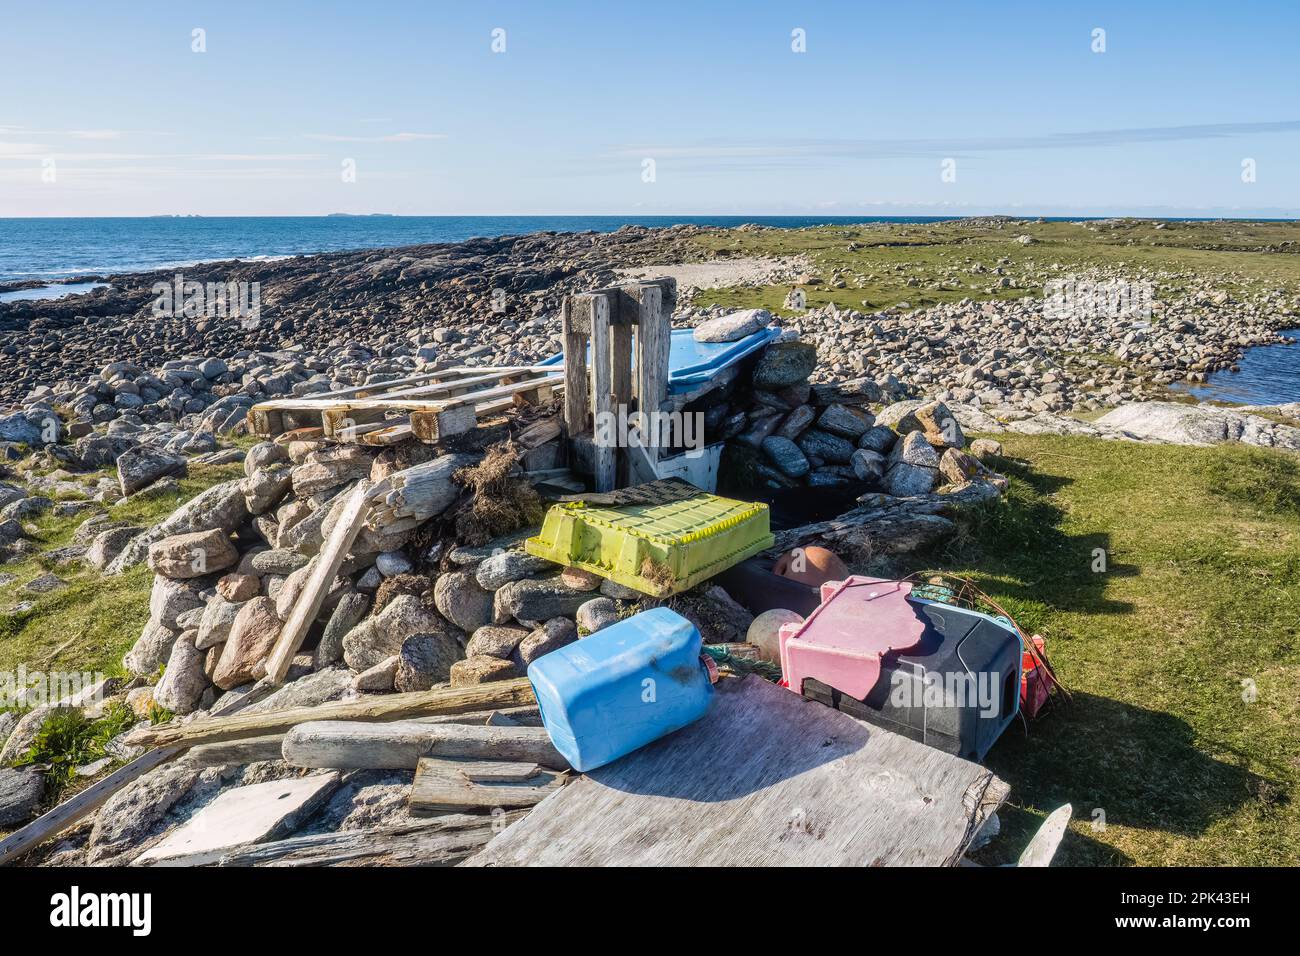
[683, 308, 988, 499]
[780, 271, 1297, 417]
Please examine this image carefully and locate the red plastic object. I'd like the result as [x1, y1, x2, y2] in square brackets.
[778, 577, 927, 700]
[1020, 634, 1051, 718]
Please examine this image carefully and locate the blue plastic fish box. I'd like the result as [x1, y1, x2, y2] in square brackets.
[542, 326, 779, 396]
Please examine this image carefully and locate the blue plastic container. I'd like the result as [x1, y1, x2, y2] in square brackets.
[527, 607, 716, 771]
[540, 326, 780, 396]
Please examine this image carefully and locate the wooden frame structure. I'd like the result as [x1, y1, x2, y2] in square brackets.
[247, 364, 562, 445]
[561, 278, 676, 491]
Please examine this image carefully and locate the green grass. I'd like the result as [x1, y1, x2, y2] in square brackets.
[684, 218, 1300, 316]
[11, 702, 136, 795]
[0, 459, 245, 678]
[900, 435, 1300, 866]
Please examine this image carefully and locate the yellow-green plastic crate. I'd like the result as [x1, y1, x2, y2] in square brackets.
[525, 491, 774, 597]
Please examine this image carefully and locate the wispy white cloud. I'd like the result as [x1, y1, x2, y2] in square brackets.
[613, 120, 1300, 168]
[303, 132, 445, 143]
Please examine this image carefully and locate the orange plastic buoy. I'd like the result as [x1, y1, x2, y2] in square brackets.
[772, 546, 848, 587]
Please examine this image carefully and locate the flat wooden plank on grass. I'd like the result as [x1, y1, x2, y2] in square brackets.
[465, 675, 1007, 867]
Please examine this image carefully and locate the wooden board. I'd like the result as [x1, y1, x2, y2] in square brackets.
[281, 719, 567, 771]
[465, 676, 1007, 867]
[262, 481, 372, 685]
[410, 757, 567, 815]
[247, 365, 561, 441]
[211, 812, 527, 867]
[126, 678, 537, 749]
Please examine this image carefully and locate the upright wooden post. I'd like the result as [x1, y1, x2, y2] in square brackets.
[587, 294, 615, 491]
[561, 297, 590, 440]
[629, 278, 675, 468]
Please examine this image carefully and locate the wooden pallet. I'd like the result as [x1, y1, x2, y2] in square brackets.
[561, 278, 675, 491]
[248, 365, 562, 444]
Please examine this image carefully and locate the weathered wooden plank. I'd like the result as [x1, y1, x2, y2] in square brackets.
[465, 676, 1007, 867]
[187, 735, 285, 767]
[1018, 804, 1073, 867]
[631, 281, 672, 466]
[410, 757, 566, 815]
[0, 746, 185, 866]
[248, 365, 559, 437]
[281, 719, 567, 771]
[562, 296, 590, 438]
[212, 812, 526, 867]
[262, 482, 372, 685]
[126, 679, 537, 749]
[588, 293, 615, 492]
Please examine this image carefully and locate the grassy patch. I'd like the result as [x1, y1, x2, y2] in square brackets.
[898, 435, 1300, 865]
[10, 703, 136, 795]
[0, 460, 244, 677]
[684, 218, 1300, 317]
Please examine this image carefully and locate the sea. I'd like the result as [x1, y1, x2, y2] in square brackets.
[2, 215, 1298, 405]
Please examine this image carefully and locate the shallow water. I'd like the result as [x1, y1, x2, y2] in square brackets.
[1178, 328, 1300, 406]
[0, 281, 109, 304]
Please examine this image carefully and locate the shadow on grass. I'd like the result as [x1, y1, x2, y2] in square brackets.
[931, 454, 1138, 620]
[982, 692, 1275, 865]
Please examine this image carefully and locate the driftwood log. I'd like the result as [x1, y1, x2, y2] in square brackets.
[212, 811, 527, 866]
[126, 678, 536, 749]
[282, 720, 567, 771]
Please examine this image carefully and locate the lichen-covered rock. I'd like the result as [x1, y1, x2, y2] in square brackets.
[576, 597, 619, 635]
[153, 631, 209, 715]
[195, 595, 243, 650]
[87, 760, 200, 864]
[315, 591, 371, 668]
[817, 403, 875, 439]
[212, 596, 282, 689]
[761, 436, 810, 478]
[0, 767, 46, 827]
[241, 465, 293, 515]
[123, 619, 180, 677]
[512, 617, 579, 667]
[752, 341, 817, 390]
[342, 594, 447, 672]
[494, 578, 590, 625]
[148, 529, 238, 579]
[394, 631, 463, 692]
[107, 479, 249, 573]
[117, 447, 187, 496]
[450, 655, 519, 686]
[291, 445, 374, 496]
[86, 525, 142, 570]
[465, 625, 529, 660]
[475, 551, 555, 591]
[693, 308, 771, 343]
[433, 570, 494, 632]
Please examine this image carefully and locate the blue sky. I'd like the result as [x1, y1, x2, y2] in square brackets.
[2, 0, 1298, 216]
